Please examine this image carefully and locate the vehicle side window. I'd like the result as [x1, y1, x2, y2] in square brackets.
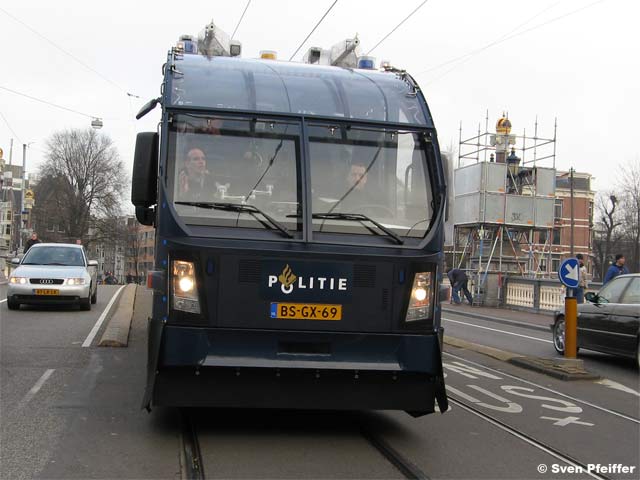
[619, 278, 640, 304]
[598, 277, 632, 304]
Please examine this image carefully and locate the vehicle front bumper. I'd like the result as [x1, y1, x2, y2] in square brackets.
[152, 326, 447, 412]
[8, 283, 90, 304]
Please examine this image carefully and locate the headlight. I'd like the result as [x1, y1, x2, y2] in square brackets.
[9, 277, 28, 285]
[66, 278, 86, 286]
[405, 272, 432, 322]
[172, 260, 200, 314]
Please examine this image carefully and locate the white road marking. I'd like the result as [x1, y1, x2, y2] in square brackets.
[595, 378, 640, 398]
[443, 317, 553, 344]
[0, 298, 6, 304]
[449, 399, 605, 480]
[21, 369, 55, 404]
[540, 416, 594, 427]
[82, 285, 126, 348]
[444, 352, 640, 424]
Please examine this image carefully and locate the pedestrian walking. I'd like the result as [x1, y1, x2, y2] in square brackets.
[575, 253, 589, 304]
[603, 254, 629, 285]
[447, 268, 474, 305]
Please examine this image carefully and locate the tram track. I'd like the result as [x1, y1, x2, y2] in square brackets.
[448, 397, 611, 480]
[180, 410, 205, 480]
[179, 408, 428, 480]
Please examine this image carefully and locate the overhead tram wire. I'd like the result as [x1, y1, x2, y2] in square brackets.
[288, 0, 339, 61]
[0, 85, 97, 120]
[419, 0, 565, 76]
[419, 0, 606, 83]
[366, 0, 429, 55]
[0, 6, 140, 99]
[0, 109, 22, 143]
[231, 0, 252, 39]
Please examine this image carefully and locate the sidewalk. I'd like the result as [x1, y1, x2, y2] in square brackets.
[441, 303, 554, 331]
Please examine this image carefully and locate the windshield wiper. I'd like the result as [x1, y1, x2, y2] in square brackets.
[312, 212, 403, 245]
[175, 201, 293, 238]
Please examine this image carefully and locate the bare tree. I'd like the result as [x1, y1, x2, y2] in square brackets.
[593, 191, 621, 279]
[34, 129, 125, 241]
[619, 160, 640, 272]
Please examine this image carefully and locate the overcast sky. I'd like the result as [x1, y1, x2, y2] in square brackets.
[0, 0, 637, 196]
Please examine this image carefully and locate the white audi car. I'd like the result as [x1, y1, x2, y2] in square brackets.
[7, 243, 98, 311]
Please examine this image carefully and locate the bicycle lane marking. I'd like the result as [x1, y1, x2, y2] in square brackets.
[442, 355, 640, 474]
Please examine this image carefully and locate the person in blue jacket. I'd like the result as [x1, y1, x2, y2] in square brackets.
[603, 254, 629, 284]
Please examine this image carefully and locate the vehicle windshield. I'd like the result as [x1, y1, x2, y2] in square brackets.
[168, 114, 302, 233]
[22, 247, 85, 267]
[309, 124, 434, 238]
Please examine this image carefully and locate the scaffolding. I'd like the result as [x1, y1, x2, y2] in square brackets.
[451, 113, 558, 306]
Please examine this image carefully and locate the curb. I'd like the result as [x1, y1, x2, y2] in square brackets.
[98, 284, 137, 347]
[443, 335, 519, 362]
[443, 335, 600, 381]
[442, 307, 551, 332]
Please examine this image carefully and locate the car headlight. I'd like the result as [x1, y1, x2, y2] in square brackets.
[66, 278, 86, 286]
[405, 272, 432, 322]
[9, 277, 28, 285]
[172, 260, 200, 314]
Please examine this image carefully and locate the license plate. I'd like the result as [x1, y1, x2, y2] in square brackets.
[34, 289, 59, 295]
[270, 302, 342, 321]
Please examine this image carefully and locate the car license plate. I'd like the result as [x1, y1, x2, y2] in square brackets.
[270, 302, 342, 321]
[34, 289, 59, 295]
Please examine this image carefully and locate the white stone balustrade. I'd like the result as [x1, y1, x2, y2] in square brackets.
[505, 282, 535, 308]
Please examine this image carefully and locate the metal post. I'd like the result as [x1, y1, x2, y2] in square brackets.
[570, 167, 575, 257]
[564, 295, 577, 358]
[9, 138, 13, 166]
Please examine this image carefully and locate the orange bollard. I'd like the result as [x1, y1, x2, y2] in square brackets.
[564, 296, 577, 358]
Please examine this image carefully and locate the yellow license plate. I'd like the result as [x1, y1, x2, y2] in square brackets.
[271, 303, 342, 321]
[34, 289, 59, 295]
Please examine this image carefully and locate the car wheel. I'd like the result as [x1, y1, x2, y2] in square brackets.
[7, 297, 20, 310]
[80, 294, 91, 311]
[553, 316, 565, 354]
[91, 285, 97, 304]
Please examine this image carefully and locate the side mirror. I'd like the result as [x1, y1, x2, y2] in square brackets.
[585, 292, 597, 303]
[11, 257, 20, 265]
[88, 260, 99, 267]
[131, 132, 159, 226]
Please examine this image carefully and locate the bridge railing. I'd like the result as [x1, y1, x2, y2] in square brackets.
[503, 277, 602, 313]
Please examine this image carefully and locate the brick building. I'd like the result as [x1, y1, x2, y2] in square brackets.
[125, 217, 155, 283]
[534, 170, 595, 274]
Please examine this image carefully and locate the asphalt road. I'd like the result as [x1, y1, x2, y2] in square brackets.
[1, 288, 638, 479]
[441, 309, 640, 399]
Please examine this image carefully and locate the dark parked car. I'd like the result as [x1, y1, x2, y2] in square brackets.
[552, 274, 640, 368]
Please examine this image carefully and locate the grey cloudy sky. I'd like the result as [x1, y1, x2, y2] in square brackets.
[0, 0, 637, 195]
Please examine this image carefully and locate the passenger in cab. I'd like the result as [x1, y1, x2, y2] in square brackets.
[177, 147, 214, 201]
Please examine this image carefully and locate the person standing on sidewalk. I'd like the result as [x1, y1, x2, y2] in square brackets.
[575, 253, 589, 304]
[447, 268, 474, 305]
[24, 232, 41, 254]
[603, 254, 629, 285]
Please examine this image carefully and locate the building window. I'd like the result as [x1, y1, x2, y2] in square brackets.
[539, 230, 548, 244]
[554, 199, 563, 219]
[552, 259, 560, 272]
[588, 201, 594, 226]
[552, 229, 561, 245]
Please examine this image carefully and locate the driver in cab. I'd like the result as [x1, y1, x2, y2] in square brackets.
[339, 162, 374, 211]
